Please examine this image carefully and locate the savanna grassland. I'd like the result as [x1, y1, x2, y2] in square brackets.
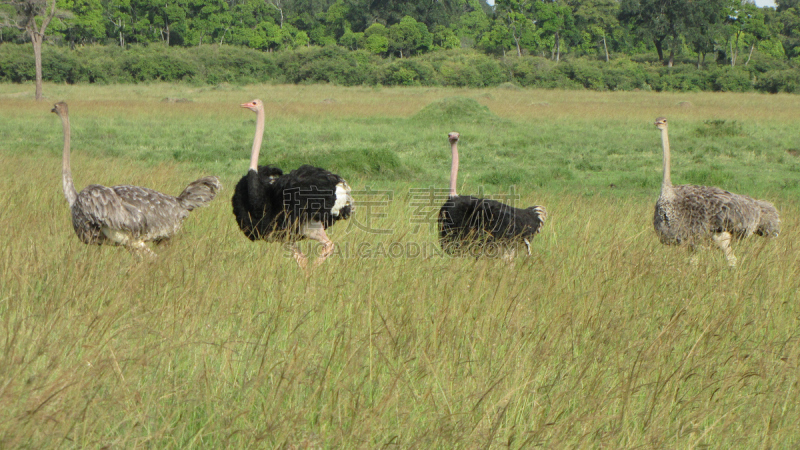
[1, 83, 800, 448]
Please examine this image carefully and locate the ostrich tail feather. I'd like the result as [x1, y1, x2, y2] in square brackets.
[528, 205, 547, 232]
[755, 200, 780, 237]
[178, 176, 222, 211]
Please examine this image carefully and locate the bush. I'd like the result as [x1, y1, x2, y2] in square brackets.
[603, 59, 651, 91]
[121, 46, 196, 82]
[0, 43, 797, 92]
[754, 69, 800, 93]
[0, 44, 34, 82]
[277, 46, 379, 85]
[712, 67, 753, 92]
[653, 65, 709, 92]
[380, 59, 437, 86]
[558, 59, 605, 90]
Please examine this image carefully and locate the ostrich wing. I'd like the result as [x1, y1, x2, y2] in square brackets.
[111, 185, 189, 240]
[674, 185, 760, 237]
[74, 184, 190, 241]
[479, 200, 544, 238]
[277, 165, 352, 226]
[72, 184, 148, 245]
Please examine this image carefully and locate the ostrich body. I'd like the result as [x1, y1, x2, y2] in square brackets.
[653, 117, 780, 266]
[53, 102, 221, 258]
[438, 132, 546, 258]
[231, 99, 352, 269]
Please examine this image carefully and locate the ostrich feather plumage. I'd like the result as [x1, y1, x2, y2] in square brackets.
[53, 102, 221, 258]
[652, 116, 779, 266]
[437, 132, 546, 258]
[231, 99, 352, 270]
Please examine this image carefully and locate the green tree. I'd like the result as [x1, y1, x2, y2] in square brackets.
[363, 22, 388, 54]
[776, 1, 800, 59]
[571, 0, 619, 61]
[533, 0, 574, 61]
[185, 0, 229, 45]
[338, 24, 361, 49]
[60, 0, 104, 44]
[432, 24, 459, 49]
[388, 15, 431, 57]
[620, 0, 724, 67]
[453, 0, 491, 48]
[103, 0, 130, 46]
[495, 0, 530, 57]
[0, 0, 68, 99]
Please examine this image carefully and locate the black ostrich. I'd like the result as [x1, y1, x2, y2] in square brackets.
[231, 99, 352, 269]
[438, 132, 547, 258]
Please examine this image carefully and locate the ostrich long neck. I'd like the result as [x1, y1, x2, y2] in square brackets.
[249, 107, 265, 172]
[449, 139, 459, 197]
[60, 111, 78, 207]
[660, 126, 674, 199]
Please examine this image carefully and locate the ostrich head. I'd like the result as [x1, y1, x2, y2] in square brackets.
[241, 99, 264, 113]
[654, 117, 667, 130]
[448, 132, 460, 143]
[51, 101, 68, 116]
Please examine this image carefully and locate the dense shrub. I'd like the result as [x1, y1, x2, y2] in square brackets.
[712, 67, 753, 92]
[653, 65, 710, 92]
[0, 43, 797, 93]
[603, 58, 651, 91]
[277, 46, 379, 85]
[558, 59, 605, 90]
[190, 45, 278, 84]
[121, 46, 196, 81]
[754, 69, 800, 93]
[418, 49, 508, 87]
[507, 56, 583, 89]
[0, 44, 34, 82]
[380, 59, 437, 86]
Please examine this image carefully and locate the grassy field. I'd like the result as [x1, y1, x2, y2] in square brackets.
[1, 83, 800, 448]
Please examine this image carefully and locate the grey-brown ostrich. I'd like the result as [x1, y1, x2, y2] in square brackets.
[653, 117, 780, 266]
[53, 102, 221, 258]
[438, 132, 546, 258]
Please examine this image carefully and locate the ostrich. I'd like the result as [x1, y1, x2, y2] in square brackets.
[653, 116, 780, 266]
[53, 102, 221, 258]
[438, 132, 547, 258]
[231, 99, 352, 269]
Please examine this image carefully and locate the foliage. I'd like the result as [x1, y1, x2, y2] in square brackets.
[1, 42, 799, 93]
[2, 0, 800, 96]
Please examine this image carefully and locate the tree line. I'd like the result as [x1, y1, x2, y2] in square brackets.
[1, 0, 799, 98]
[3, 0, 800, 63]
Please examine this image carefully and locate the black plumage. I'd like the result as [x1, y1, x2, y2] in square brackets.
[231, 99, 352, 269]
[437, 132, 546, 258]
[439, 196, 546, 256]
[232, 164, 352, 241]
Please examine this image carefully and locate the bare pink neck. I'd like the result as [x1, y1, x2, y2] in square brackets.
[249, 108, 265, 172]
[449, 139, 458, 197]
[60, 112, 77, 207]
[660, 127, 673, 196]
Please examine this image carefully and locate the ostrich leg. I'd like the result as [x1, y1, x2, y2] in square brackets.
[127, 241, 157, 260]
[712, 231, 737, 267]
[290, 243, 309, 270]
[302, 221, 335, 268]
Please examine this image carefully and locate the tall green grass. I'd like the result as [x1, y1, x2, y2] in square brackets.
[1, 84, 799, 447]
